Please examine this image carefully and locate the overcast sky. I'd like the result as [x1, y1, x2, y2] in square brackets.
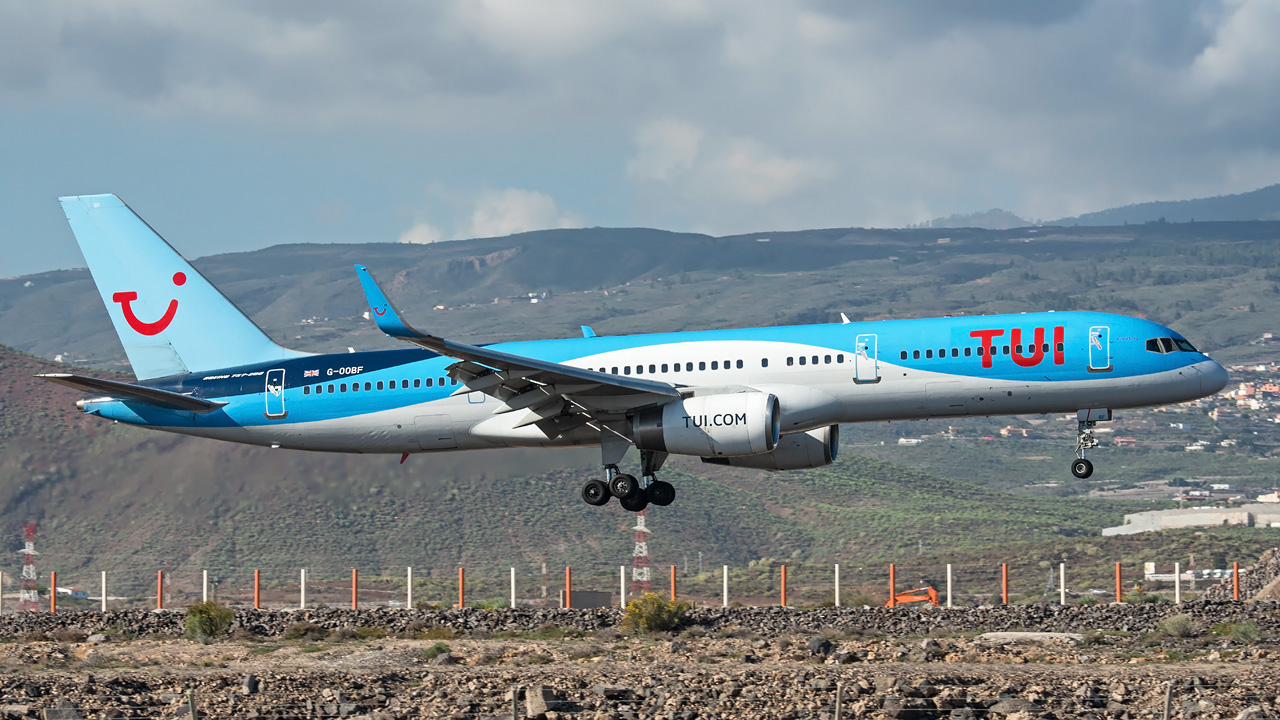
[3, 0, 1278, 276]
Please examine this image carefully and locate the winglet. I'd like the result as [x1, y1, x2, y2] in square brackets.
[581, 325, 596, 338]
[354, 265, 422, 339]
[840, 313, 851, 324]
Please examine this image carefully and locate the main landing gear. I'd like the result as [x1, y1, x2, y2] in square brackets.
[1071, 408, 1110, 479]
[579, 450, 675, 511]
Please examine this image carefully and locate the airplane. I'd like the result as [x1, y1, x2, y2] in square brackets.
[41, 194, 1230, 512]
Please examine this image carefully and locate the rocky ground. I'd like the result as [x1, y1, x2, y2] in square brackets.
[1, 549, 1277, 718]
[0, 610, 1278, 719]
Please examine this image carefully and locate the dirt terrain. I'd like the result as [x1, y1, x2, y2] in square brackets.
[1, 622, 1277, 719]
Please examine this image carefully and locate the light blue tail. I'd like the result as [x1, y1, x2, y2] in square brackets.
[59, 194, 307, 380]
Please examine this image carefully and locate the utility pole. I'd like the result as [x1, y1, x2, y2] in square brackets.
[631, 511, 651, 596]
[18, 523, 38, 613]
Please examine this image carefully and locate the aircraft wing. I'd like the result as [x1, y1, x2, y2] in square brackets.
[38, 373, 227, 413]
[354, 265, 680, 436]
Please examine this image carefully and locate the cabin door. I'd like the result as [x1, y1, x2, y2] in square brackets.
[854, 333, 880, 383]
[264, 369, 288, 418]
[1088, 326, 1112, 373]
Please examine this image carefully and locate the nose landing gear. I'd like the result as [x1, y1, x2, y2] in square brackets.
[1071, 408, 1109, 479]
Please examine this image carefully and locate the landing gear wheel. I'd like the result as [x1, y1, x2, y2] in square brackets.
[619, 488, 649, 512]
[648, 480, 675, 507]
[581, 479, 611, 506]
[1071, 458, 1094, 479]
[609, 473, 638, 499]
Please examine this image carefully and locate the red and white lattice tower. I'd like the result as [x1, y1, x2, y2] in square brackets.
[630, 510, 651, 596]
[18, 522, 39, 613]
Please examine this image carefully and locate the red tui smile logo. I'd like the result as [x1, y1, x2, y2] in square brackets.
[112, 272, 186, 336]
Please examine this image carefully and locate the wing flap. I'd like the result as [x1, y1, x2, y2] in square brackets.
[38, 373, 226, 413]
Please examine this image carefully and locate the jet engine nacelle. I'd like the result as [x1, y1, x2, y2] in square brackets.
[701, 424, 839, 471]
[634, 392, 780, 457]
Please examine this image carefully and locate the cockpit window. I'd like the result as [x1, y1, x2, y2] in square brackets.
[1147, 336, 1199, 354]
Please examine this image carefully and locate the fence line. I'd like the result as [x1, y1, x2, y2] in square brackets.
[20, 558, 1249, 613]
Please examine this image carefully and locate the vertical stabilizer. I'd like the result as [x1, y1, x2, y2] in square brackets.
[59, 194, 307, 380]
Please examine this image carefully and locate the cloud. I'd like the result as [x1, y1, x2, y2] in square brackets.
[6, 0, 1280, 252]
[398, 222, 444, 245]
[467, 188, 580, 238]
[397, 188, 580, 244]
[626, 118, 703, 182]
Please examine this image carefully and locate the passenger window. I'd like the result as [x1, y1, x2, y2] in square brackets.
[926, 349, 933, 359]
[303, 386, 310, 395]
[836, 354, 844, 363]
[439, 377, 446, 386]
[635, 365, 643, 375]
[340, 383, 347, 392]
[900, 351, 908, 360]
[414, 379, 421, 388]
[964, 347, 972, 357]
[761, 358, 769, 368]
[787, 357, 794, 366]
[1002, 346, 1010, 354]
[451, 378, 458, 385]
[951, 348, 958, 357]
[426, 378, 434, 387]
[824, 355, 832, 364]
[328, 384, 335, 393]
[365, 382, 372, 391]
[699, 361, 706, 370]
[649, 364, 656, 373]
[912, 350, 920, 359]
[611, 367, 618, 374]
[1056, 342, 1064, 352]
[1159, 338, 1176, 353]
[686, 362, 693, 371]
[1041, 344, 1049, 353]
[673, 363, 680, 372]
[624, 366, 632, 375]
[661, 363, 668, 372]
[736, 360, 743, 369]
[377, 381, 384, 390]
[389, 380, 396, 389]
[799, 356, 807, 365]
[1015, 345, 1023, 353]
[711, 361, 719, 370]
[812, 355, 819, 364]
[976, 347, 984, 356]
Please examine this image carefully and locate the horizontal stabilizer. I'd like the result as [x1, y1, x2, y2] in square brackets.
[37, 373, 226, 413]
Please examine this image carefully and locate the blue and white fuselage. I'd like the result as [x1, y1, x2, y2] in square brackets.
[83, 312, 1224, 454]
[45, 194, 1228, 510]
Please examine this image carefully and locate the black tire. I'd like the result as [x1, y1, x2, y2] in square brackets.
[619, 487, 649, 512]
[609, 473, 637, 499]
[581, 479, 610, 506]
[1071, 458, 1094, 479]
[648, 480, 675, 507]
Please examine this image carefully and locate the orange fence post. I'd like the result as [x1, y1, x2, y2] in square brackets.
[157, 570, 164, 610]
[50, 571, 56, 613]
[670, 565, 677, 601]
[351, 568, 358, 610]
[1115, 562, 1122, 603]
[1234, 562, 1240, 600]
[781, 564, 788, 607]
[1001, 563, 1009, 605]
[254, 569, 261, 610]
[888, 563, 896, 608]
[458, 567, 465, 609]
[565, 566, 572, 609]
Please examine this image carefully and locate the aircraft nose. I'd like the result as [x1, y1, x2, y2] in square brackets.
[1198, 359, 1229, 396]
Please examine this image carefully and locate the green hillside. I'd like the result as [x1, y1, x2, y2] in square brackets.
[0, 344, 1212, 603]
[6, 221, 1280, 373]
